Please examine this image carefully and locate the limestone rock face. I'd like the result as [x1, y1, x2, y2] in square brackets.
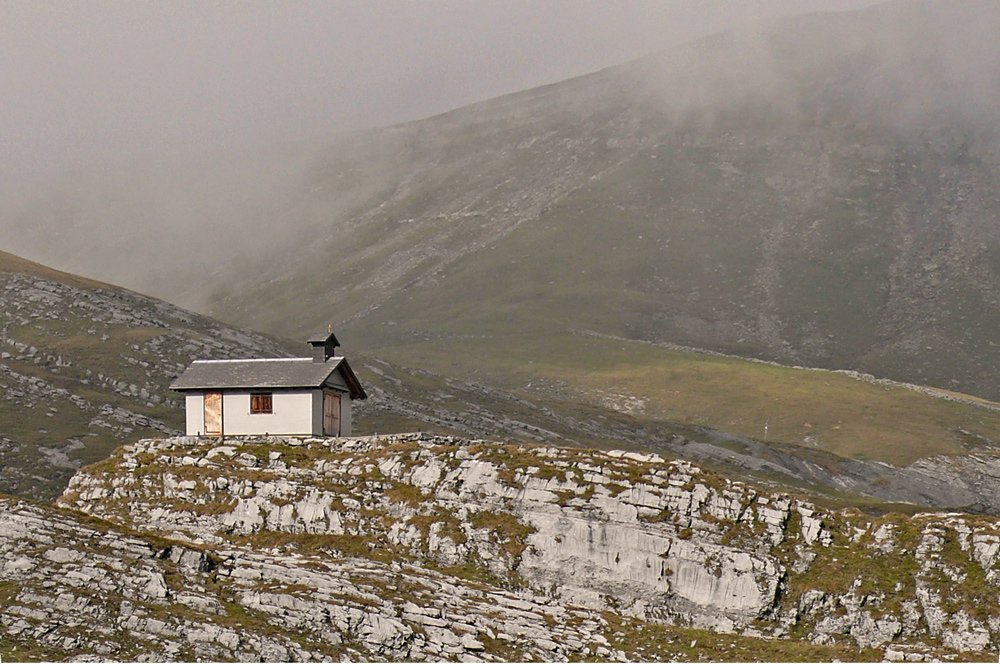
[62, 435, 801, 630]
[0, 493, 615, 662]
[5, 433, 1000, 660]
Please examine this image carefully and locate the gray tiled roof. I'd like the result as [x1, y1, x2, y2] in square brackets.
[171, 358, 346, 391]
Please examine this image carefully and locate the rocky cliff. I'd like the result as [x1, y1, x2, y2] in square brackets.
[2, 489, 633, 662]
[9, 432, 995, 661]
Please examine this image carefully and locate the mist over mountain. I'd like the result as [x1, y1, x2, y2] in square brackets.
[4, 0, 1000, 401]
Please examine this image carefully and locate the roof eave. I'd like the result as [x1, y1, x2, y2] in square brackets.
[334, 358, 367, 400]
[170, 383, 325, 391]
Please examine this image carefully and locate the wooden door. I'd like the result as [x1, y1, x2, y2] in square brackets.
[323, 391, 341, 436]
[204, 391, 223, 436]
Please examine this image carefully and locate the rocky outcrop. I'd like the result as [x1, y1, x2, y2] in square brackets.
[662, 427, 1000, 515]
[0, 494, 629, 662]
[49, 433, 1000, 660]
[62, 437, 790, 629]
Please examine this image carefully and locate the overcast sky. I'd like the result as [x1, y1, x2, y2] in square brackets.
[2, 1, 879, 181]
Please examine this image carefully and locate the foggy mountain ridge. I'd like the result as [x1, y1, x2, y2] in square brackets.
[5, 0, 1000, 401]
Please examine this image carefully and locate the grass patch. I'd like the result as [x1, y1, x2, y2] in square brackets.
[407, 507, 468, 546]
[601, 613, 884, 662]
[469, 510, 536, 557]
[430, 559, 507, 589]
[352, 329, 1000, 467]
[385, 482, 425, 506]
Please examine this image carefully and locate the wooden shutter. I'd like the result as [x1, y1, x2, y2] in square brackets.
[251, 393, 272, 414]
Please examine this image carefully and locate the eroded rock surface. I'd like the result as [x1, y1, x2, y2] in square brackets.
[32, 433, 1000, 660]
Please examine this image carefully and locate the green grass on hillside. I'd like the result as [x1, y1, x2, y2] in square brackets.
[364, 330, 1000, 467]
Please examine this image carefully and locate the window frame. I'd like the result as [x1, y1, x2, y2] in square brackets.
[250, 392, 273, 415]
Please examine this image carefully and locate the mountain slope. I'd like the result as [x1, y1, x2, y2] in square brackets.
[0, 250, 296, 500]
[194, 0, 1000, 403]
[4, 3, 999, 405]
[0, 249, 831, 504]
[0, 249, 824, 503]
[10, 248, 1000, 513]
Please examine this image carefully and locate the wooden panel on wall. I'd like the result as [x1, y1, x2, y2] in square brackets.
[205, 391, 223, 435]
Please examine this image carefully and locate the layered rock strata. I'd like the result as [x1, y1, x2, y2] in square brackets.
[52, 433, 1000, 659]
[0, 495, 626, 661]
